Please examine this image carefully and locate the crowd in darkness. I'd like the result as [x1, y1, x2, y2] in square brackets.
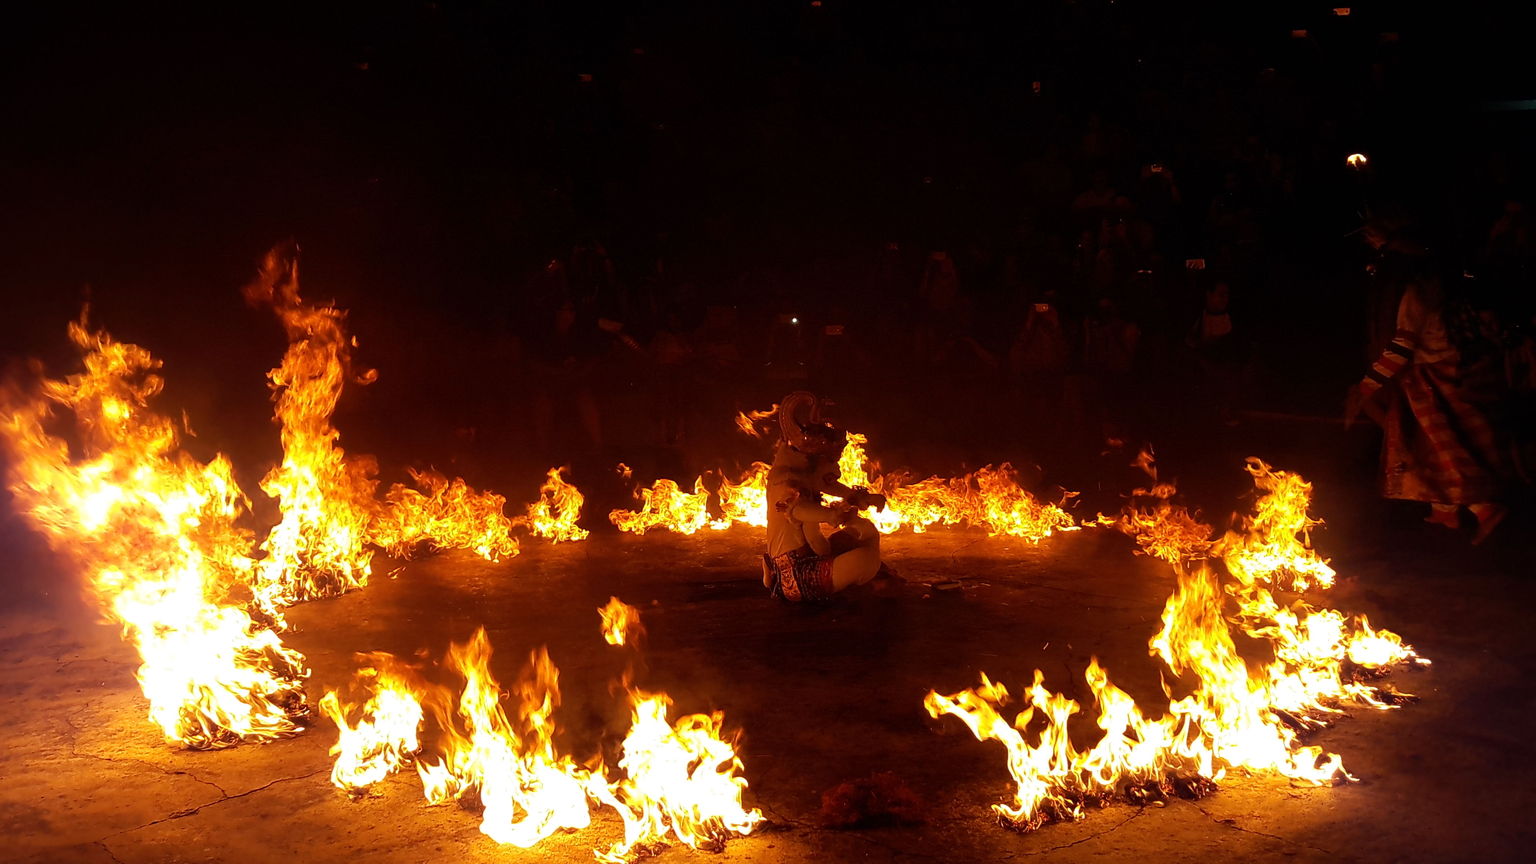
[483, 7, 1534, 482]
[3, 4, 1532, 490]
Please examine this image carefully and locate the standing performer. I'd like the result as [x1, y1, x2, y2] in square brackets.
[762, 392, 890, 601]
[1347, 273, 1510, 544]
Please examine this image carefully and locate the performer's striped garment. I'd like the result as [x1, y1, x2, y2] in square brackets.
[1362, 329, 1503, 505]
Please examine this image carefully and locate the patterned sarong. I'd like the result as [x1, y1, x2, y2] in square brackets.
[1382, 360, 1504, 504]
[763, 546, 834, 603]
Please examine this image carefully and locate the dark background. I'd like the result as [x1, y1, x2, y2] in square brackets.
[2, 1, 1532, 491]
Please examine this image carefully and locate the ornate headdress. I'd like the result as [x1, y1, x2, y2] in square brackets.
[779, 391, 841, 453]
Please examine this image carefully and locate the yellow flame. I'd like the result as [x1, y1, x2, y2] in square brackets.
[417, 630, 596, 848]
[600, 596, 645, 646]
[928, 460, 1426, 830]
[522, 466, 590, 542]
[371, 467, 520, 560]
[611, 430, 1076, 542]
[244, 247, 377, 611]
[0, 318, 308, 748]
[734, 403, 778, 438]
[320, 654, 427, 793]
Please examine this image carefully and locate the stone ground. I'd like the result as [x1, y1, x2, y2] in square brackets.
[3, 423, 1534, 864]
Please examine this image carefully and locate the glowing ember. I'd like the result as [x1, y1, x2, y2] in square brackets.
[0, 318, 308, 748]
[521, 466, 590, 542]
[244, 246, 378, 611]
[371, 467, 520, 560]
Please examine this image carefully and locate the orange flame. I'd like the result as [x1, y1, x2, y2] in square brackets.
[522, 466, 589, 542]
[319, 654, 429, 793]
[416, 630, 597, 847]
[928, 460, 1425, 831]
[733, 403, 778, 438]
[0, 318, 308, 748]
[600, 596, 645, 646]
[371, 468, 520, 560]
[244, 247, 377, 610]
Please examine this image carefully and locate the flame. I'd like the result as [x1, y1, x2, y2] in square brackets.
[733, 404, 778, 438]
[609, 476, 716, 535]
[319, 654, 428, 793]
[590, 692, 765, 861]
[1219, 458, 1335, 592]
[1099, 482, 1214, 564]
[611, 430, 1075, 542]
[324, 611, 760, 859]
[522, 466, 590, 542]
[371, 467, 520, 560]
[417, 629, 597, 848]
[715, 462, 770, 528]
[590, 600, 763, 860]
[600, 596, 645, 646]
[927, 460, 1426, 831]
[244, 247, 377, 610]
[0, 318, 308, 748]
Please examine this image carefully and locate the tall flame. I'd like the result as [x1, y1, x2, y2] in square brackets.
[417, 630, 597, 848]
[0, 318, 308, 748]
[244, 246, 377, 610]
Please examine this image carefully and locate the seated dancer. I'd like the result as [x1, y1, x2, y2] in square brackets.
[762, 392, 891, 601]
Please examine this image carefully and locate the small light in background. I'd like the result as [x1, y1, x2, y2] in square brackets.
[1346, 153, 1369, 169]
[1291, 29, 1309, 38]
[1333, 7, 1351, 15]
[578, 73, 593, 83]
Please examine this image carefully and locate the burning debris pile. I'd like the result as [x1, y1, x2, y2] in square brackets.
[925, 458, 1426, 831]
[319, 599, 762, 861]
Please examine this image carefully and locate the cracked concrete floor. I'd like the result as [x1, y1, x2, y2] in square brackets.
[3, 460, 1535, 864]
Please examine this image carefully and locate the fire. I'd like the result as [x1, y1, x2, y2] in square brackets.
[322, 602, 759, 859]
[418, 630, 597, 848]
[927, 459, 1425, 831]
[319, 654, 429, 794]
[244, 246, 378, 610]
[733, 404, 778, 438]
[715, 462, 770, 528]
[610, 476, 715, 535]
[611, 430, 1075, 542]
[1218, 458, 1335, 592]
[590, 692, 765, 862]
[0, 318, 308, 748]
[589, 598, 763, 861]
[522, 466, 590, 542]
[600, 596, 645, 646]
[371, 467, 520, 560]
[1099, 482, 1213, 564]
[839, 434, 1077, 540]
